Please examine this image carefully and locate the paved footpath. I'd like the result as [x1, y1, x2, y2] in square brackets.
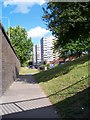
[0, 74, 60, 119]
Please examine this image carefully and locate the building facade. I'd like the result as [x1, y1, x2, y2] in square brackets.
[33, 45, 41, 65]
[41, 36, 58, 64]
[33, 36, 59, 65]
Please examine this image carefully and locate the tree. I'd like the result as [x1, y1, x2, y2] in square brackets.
[8, 26, 33, 66]
[42, 2, 90, 56]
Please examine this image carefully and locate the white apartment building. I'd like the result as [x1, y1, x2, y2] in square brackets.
[33, 45, 36, 65]
[33, 36, 59, 65]
[33, 45, 41, 65]
[41, 36, 59, 63]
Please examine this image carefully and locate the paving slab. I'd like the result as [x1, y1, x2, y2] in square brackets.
[0, 74, 60, 119]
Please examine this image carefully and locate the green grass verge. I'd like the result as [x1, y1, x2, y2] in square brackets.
[19, 67, 40, 75]
[33, 54, 90, 118]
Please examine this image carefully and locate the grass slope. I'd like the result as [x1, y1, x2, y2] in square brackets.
[33, 55, 90, 119]
[19, 67, 40, 75]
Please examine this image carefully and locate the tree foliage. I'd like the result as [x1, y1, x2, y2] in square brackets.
[8, 26, 33, 66]
[42, 2, 90, 56]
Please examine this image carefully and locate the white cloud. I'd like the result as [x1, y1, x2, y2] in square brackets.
[3, 0, 46, 13]
[27, 26, 49, 38]
[10, 3, 31, 14]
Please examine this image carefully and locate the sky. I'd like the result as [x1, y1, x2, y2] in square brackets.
[0, 0, 52, 45]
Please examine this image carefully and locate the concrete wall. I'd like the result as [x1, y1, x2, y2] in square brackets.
[0, 23, 20, 95]
[0, 26, 2, 97]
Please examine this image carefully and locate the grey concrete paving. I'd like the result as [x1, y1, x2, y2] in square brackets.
[0, 74, 60, 118]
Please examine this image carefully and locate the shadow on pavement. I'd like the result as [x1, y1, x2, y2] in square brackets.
[2, 105, 59, 119]
[17, 74, 36, 84]
[2, 87, 89, 119]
